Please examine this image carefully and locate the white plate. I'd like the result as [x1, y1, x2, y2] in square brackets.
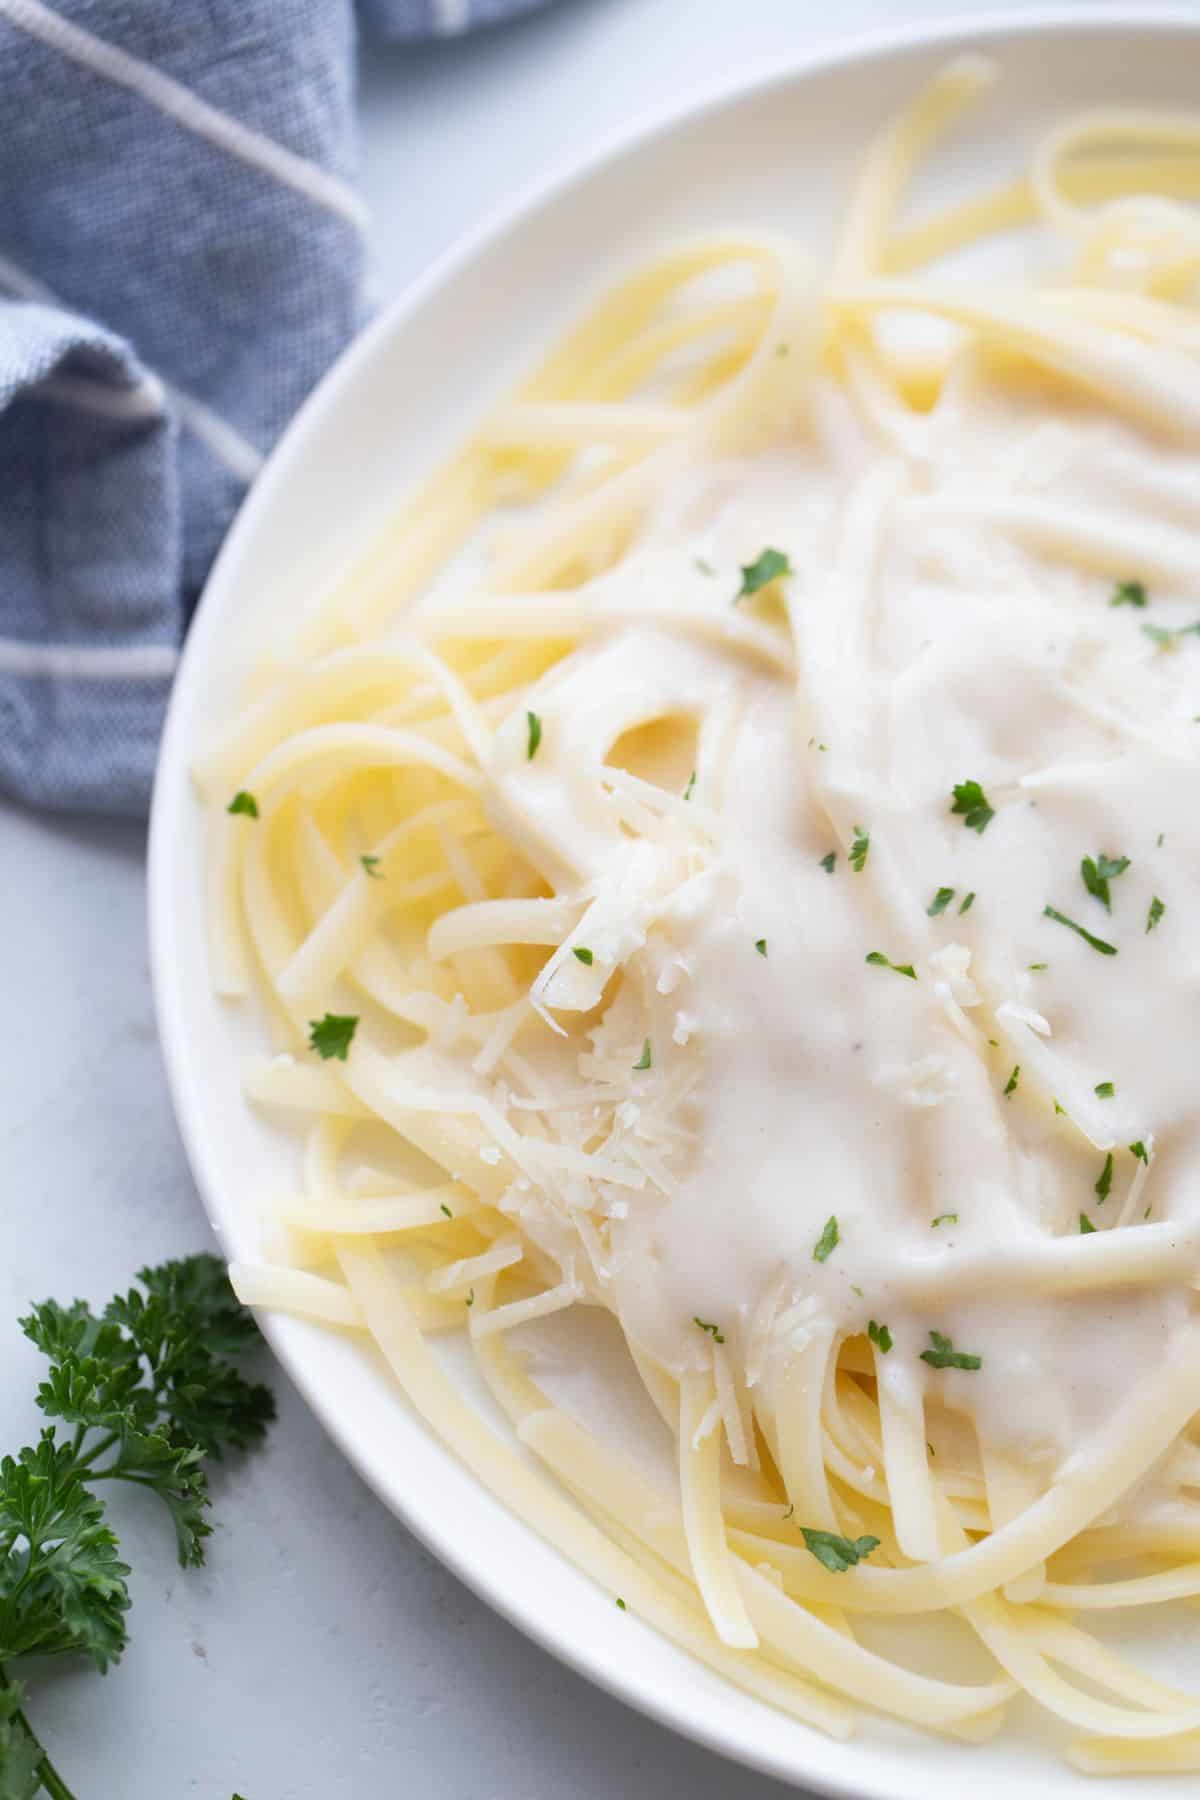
[149, 12, 1200, 1794]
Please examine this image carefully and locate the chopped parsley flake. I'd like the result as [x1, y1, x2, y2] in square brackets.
[683, 770, 697, 802]
[959, 891, 976, 915]
[927, 887, 955, 917]
[931, 1213, 958, 1229]
[1043, 905, 1117, 956]
[1081, 851, 1130, 913]
[440, 1203, 453, 1218]
[865, 951, 916, 979]
[1130, 1140, 1150, 1165]
[1147, 895, 1165, 934]
[813, 1216, 839, 1263]
[1054, 1099, 1066, 1116]
[1079, 1212, 1097, 1234]
[1029, 962, 1048, 971]
[735, 547, 791, 602]
[800, 1528, 880, 1574]
[526, 711, 542, 760]
[1094, 1081, 1115, 1099]
[1004, 1064, 1020, 1098]
[849, 826, 870, 872]
[307, 1012, 358, 1062]
[360, 854, 383, 879]
[227, 790, 259, 819]
[782, 1503, 794, 1520]
[633, 1038, 652, 1072]
[1095, 1152, 1113, 1203]
[1110, 580, 1147, 608]
[466, 1289, 474, 1308]
[920, 1330, 982, 1372]
[573, 946, 594, 965]
[616, 1597, 627, 1610]
[951, 779, 994, 834]
[867, 1319, 893, 1355]
[693, 1316, 725, 1344]
[755, 938, 768, 957]
[1142, 620, 1200, 649]
[819, 850, 837, 874]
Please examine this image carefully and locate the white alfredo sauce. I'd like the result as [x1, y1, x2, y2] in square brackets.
[487, 365, 1200, 1474]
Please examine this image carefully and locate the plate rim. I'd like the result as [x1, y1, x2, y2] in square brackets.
[149, 8, 1200, 1793]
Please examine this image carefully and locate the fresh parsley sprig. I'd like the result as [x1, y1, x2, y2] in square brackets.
[0, 1256, 274, 1799]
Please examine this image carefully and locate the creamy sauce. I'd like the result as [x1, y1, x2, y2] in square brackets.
[485, 366, 1200, 1471]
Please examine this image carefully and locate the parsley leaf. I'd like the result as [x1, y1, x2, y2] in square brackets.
[1079, 1213, 1096, 1234]
[1042, 906, 1117, 956]
[849, 827, 869, 873]
[927, 887, 955, 917]
[931, 1213, 958, 1228]
[1080, 852, 1130, 913]
[1142, 620, 1200, 649]
[572, 947, 594, 965]
[1110, 580, 1147, 608]
[683, 770, 697, 802]
[865, 951, 916, 979]
[360, 855, 383, 879]
[958, 891, 976, 915]
[1094, 1081, 1114, 1099]
[633, 1039, 652, 1072]
[308, 1013, 358, 1061]
[693, 1317, 725, 1345]
[1003, 1064, 1020, 1098]
[920, 1330, 982, 1371]
[755, 939, 767, 957]
[800, 1529, 879, 1574]
[526, 711, 542, 760]
[226, 791, 258, 820]
[1147, 895, 1165, 934]
[867, 1320, 893, 1355]
[950, 779, 994, 834]
[819, 850, 836, 874]
[1095, 1152, 1113, 1203]
[735, 547, 791, 603]
[813, 1216, 839, 1263]
[1, 1258, 274, 1791]
[1130, 1140, 1150, 1165]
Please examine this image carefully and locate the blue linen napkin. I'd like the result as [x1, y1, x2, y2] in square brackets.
[0, 0, 550, 815]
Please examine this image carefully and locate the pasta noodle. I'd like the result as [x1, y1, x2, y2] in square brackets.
[210, 59, 1200, 1765]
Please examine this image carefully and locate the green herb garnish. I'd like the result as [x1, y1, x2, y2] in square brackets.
[440, 1204, 453, 1219]
[849, 827, 869, 873]
[1095, 1153, 1113, 1203]
[920, 1330, 982, 1371]
[226, 790, 259, 819]
[693, 1317, 725, 1345]
[800, 1529, 880, 1574]
[573, 947, 594, 965]
[526, 711, 542, 760]
[755, 939, 767, 957]
[0, 1257, 274, 1799]
[1142, 621, 1200, 649]
[683, 770, 696, 802]
[867, 1320, 893, 1355]
[819, 851, 836, 874]
[1079, 1213, 1097, 1234]
[1004, 1064, 1020, 1098]
[633, 1039, 652, 1071]
[813, 1216, 839, 1263]
[1081, 852, 1130, 913]
[931, 1213, 958, 1229]
[1147, 895, 1165, 934]
[360, 854, 383, 879]
[1094, 1082, 1115, 1099]
[1042, 905, 1117, 956]
[1110, 580, 1147, 609]
[616, 1597, 627, 1610]
[1130, 1140, 1150, 1165]
[950, 779, 994, 834]
[927, 887, 955, 917]
[865, 951, 916, 979]
[308, 1013, 359, 1062]
[959, 891, 976, 915]
[735, 547, 791, 603]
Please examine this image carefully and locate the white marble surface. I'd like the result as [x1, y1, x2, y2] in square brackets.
[2, 2, 1084, 1794]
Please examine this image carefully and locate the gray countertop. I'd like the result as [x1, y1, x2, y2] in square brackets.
[2, 1, 1068, 1792]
